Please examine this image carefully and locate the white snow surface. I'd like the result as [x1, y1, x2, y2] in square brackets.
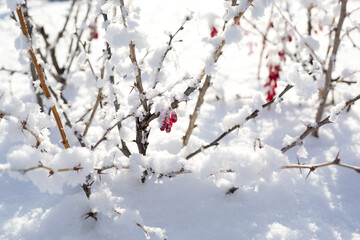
[0, 0, 360, 240]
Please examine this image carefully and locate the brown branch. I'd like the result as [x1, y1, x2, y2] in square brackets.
[129, 41, 149, 113]
[186, 84, 293, 160]
[182, 74, 212, 146]
[119, 0, 128, 28]
[136, 223, 150, 239]
[281, 117, 331, 153]
[22, 123, 41, 148]
[313, 0, 348, 137]
[7, 162, 83, 177]
[183, 1, 256, 146]
[282, 92, 360, 153]
[83, 87, 103, 137]
[110, 77, 131, 157]
[16, 7, 70, 149]
[281, 151, 360, 178]
[129, 42, 151, 155]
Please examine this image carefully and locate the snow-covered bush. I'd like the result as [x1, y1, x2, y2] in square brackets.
[0, 0, 360, 239]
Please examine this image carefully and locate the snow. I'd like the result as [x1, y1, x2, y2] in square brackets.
[1, 0, 360, 239]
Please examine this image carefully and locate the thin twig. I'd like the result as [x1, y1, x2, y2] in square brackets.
[0, 110, 41, 147]
[252, 4, 274, 80]
[153, 16, 191, 88]
[119, 0, 128, 28]
[281, 151, 360, 178]
[91, 114, 132, 151]
[0, 67, 28, 75]
[183, 1, 256, 146]
[129, 41, 149, 113]
[110, 74, 131, 157]
[83, 87, 102, 137]
[66, 0, 92, 73]
[274, 3, 324, 68]
[282, 92, 360, 153]
[186, 84, 293, 160]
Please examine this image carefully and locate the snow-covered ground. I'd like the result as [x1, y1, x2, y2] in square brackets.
[0, 0, 360, 239]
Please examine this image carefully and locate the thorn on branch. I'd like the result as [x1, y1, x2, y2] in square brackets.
[84, 211, 98, 221]
[306, 166, 316, 179]
[226, 186, 239, 195]
[254, 138, 263, 151]
[82, 175, 94, 199]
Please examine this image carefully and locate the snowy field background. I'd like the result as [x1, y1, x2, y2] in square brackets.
[0, 0, 360, 239]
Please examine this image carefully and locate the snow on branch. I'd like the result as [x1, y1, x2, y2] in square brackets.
[281, 92, 360, 153]
[182, 0, 254, 147]
[186, 84, 294, 160]
[15, 6, 70, 149]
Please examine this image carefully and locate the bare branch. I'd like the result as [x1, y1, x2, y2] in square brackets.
[274, 3, 324, 68]
[182, 1, 259, 146]
[16, 6, 70, 149]
[91, 114, 132, 151]
[186, 84, 293, 160]
[313, 0, 348, 137]
[281, 151, 360, 178]
[83, 87, 103, 137]
[153, 16, 191, 88]
[129, 41, 149, 113]
[247, 4, 274, 80]
[282, 92, 360, 153]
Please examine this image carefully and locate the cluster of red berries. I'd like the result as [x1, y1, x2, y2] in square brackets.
[160, 111, 178, 133]
[265, 49, 288, 101]
[264, 22, 293, 101]
[265, 64, 280, 101]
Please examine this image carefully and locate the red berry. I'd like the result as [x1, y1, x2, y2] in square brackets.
[270, 22, 274, 28]
[165, 124, 171, 133]
[287, 35, 292, 42]
[171, 113, 177, 123]
[269, 71, 278, 81]
[278, 50, 285, 57]
[211, 26, 218, 38]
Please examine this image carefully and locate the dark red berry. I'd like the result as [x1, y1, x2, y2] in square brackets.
[165, 124, 171, 133]
[171, 113, 177, 123]
[211, 26, 218, 38]
[278, 50, 285, 57]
